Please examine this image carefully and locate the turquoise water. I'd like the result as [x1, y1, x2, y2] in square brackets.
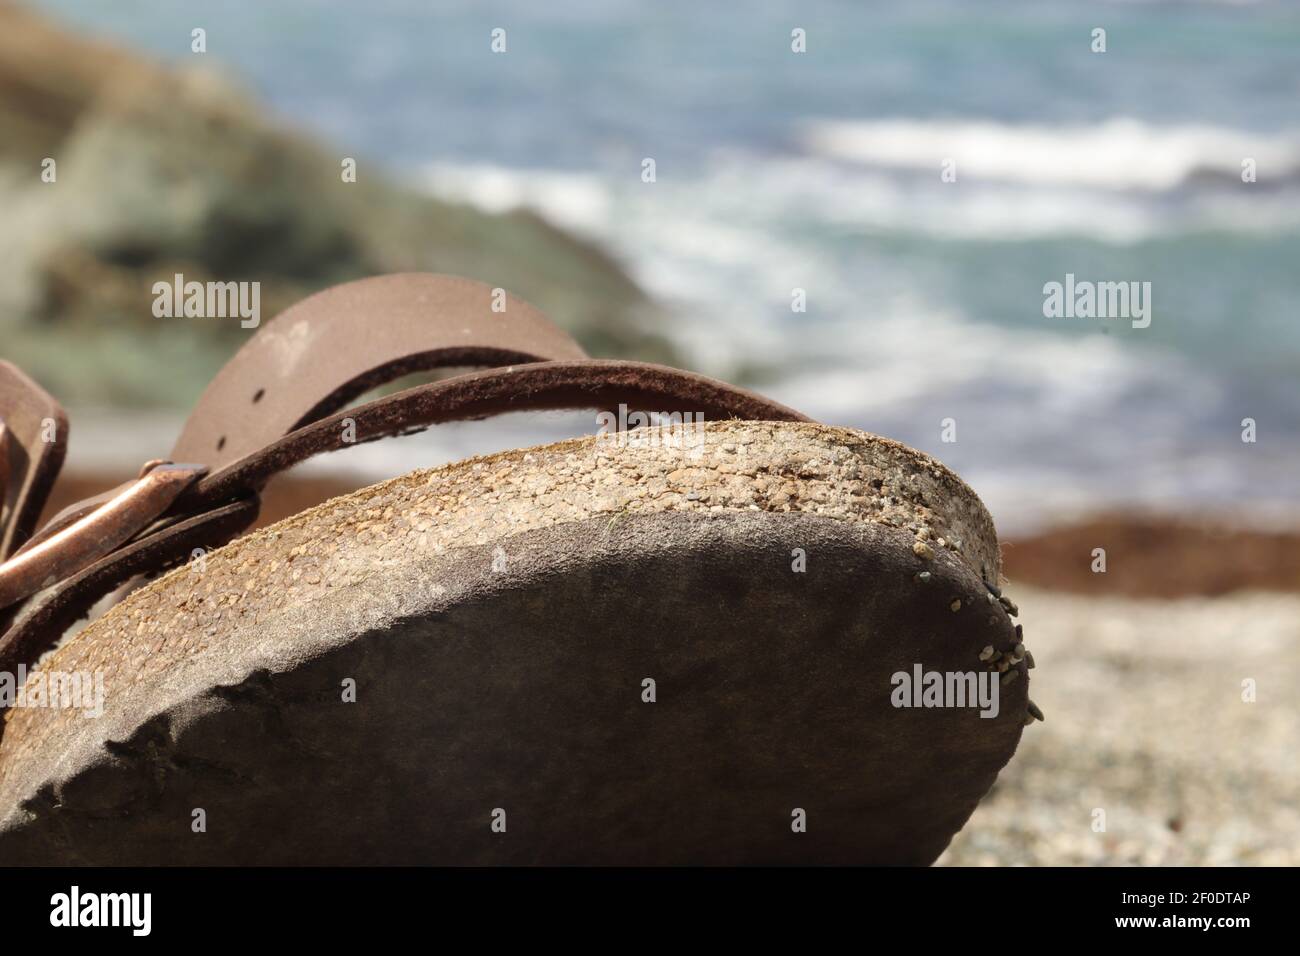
[34, 0, 1300, 525]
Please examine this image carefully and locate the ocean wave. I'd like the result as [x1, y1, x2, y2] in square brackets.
[419, 147, 1300, 252]
[799, 117, 1300, 191]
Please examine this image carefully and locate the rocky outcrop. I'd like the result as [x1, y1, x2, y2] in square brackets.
[0, 1, 674, 407]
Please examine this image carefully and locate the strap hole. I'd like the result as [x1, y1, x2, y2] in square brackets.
[217, 436, 226, 452]
[252, 388, 265, 404]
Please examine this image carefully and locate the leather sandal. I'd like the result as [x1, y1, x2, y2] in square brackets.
[0, 273, 1033, 864]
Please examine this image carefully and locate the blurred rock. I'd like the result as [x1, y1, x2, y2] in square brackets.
[0, 1, 675, 407]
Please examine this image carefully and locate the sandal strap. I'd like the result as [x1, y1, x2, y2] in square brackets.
[0, 361, 69, 561]
[10, 274, 586, 562]
[172, 273, 589, 469]
[0, 274, 811, 673]
[191, 359, 809, 509]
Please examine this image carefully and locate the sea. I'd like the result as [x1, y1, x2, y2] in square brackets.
[35, 0, 1300, 531]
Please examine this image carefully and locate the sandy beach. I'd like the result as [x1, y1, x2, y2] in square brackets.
[939, 585, 1300, 866]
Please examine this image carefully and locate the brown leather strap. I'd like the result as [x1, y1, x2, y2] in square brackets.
[4, 272, 587, 607]
[0, 418, 10, 524]
[0, 360, 807, 674]
[190, 359, 810, 509]
[171, 273, 589, 469]
[0, 361, 69, 561]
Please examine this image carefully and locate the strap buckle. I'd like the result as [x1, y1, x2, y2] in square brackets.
[0, 460, 206, 613]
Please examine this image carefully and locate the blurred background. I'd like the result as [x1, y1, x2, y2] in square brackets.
[1, 0, 1297, 863]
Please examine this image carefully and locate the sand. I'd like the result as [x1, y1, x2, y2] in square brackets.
[938, 586, 1300, 866]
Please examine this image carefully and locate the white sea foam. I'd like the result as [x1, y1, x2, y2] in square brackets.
[799, 117, 1300, 191]
[420, 142, 1300, 252]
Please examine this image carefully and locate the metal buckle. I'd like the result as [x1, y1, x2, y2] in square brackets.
[0, 460, 206, 612]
